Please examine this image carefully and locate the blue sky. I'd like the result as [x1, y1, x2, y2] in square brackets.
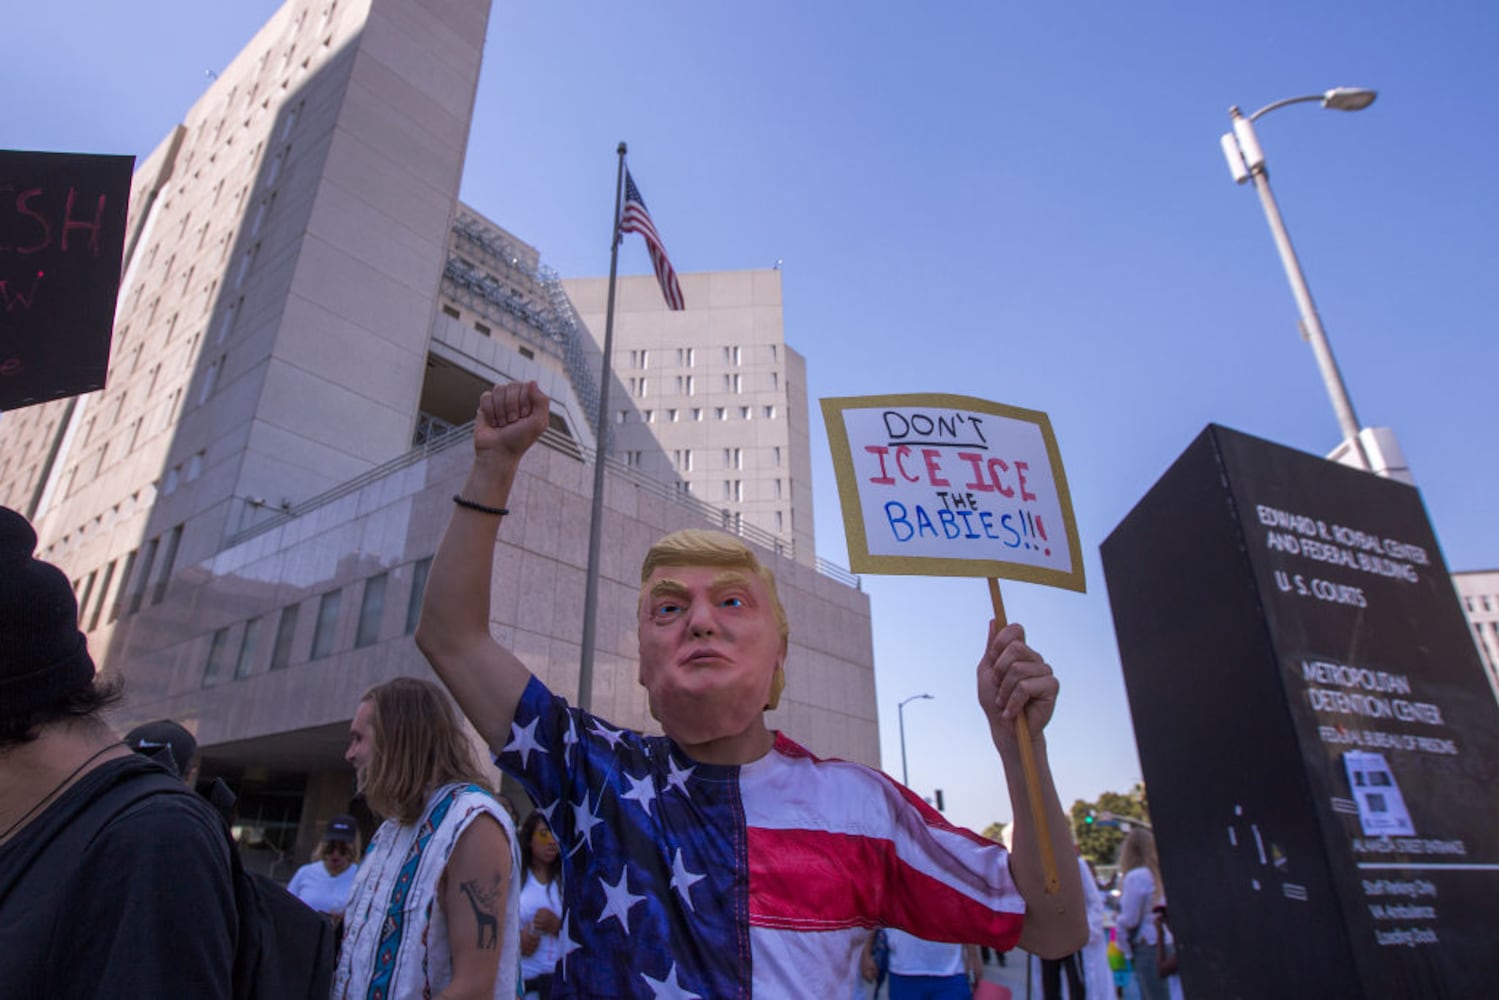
[9, 1, 1496, 833]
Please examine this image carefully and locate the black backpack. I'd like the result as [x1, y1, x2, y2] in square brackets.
[87, 767, 336, 999]
[224, 829, 337, 1000]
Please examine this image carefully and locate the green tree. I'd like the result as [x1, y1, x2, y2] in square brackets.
[979, 821, 1007, 844]
[1071, 783, 1149, 866]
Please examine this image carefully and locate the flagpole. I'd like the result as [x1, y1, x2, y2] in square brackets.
[577, 142, 628, 712]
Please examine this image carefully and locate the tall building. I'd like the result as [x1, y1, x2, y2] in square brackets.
[1453, 570, 1499, 701]
[565, 271, 816, 563]
[0, 0, 876, 871]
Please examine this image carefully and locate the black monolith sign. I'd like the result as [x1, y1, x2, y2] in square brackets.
[0, 149, 133, 411]
[1102, 425, 1499, 999]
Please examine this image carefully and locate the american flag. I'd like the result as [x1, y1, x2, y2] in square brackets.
[620, 170, 685, 311]
[495, 676, 1024, 997]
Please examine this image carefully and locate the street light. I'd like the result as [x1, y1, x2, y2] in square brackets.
[1220, 87, 1378, 471]
[897, 693, 934, 787]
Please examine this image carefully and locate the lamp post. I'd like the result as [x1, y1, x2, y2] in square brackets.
[897, 693, 933, 787]
[1220, 87, 1377, 471]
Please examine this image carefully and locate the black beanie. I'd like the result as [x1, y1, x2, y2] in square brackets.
[0, 506, 96, 716]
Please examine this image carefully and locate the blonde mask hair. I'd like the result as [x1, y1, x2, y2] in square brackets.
[639, 529, 788, 709]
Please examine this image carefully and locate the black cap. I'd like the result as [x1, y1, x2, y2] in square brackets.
[0, 506, 96, 716]
[124, 719, 199, 778]
[324, 814, 358, 843]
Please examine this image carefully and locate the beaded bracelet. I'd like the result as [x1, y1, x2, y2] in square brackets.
[452, 494, 509, 516]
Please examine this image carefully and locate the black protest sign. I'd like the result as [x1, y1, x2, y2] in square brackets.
[0, 150, 133, 412]
[1103, 425, 1499, 999]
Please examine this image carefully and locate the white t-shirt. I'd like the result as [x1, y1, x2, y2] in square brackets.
[1117, 866, 1161, 947]
[286, 860, 359, 916]
[518, 871, 562, 980]
[884, 928, 965, 976]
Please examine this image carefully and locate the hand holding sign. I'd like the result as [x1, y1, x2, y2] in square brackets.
[824, 392, 1085, 899]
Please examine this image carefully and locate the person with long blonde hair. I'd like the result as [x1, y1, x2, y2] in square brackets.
[334, 677, 521, 999]
[1116, 828, 1169, 1000]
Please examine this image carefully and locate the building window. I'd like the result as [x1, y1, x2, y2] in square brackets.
[405, 557, 432, 635]
[356, 572, 388, 648]
[235, 616, 263, 678]
[775, 510, 784, 532]
[310, 589, 342, 659]
[77, 570, 99, 626]
[270, 604, 299, 670]
[88, 560, 117, 631]
[715, 407, 727, 421]
[618, 410, 629, 424]
[677, 347, 694, 367]
[764, 405, 776, 420]
[203, 628, 232, 687]
[734, 374, 743, 393]
[667, 409, 678, 422]
[734, 480, 743, 502]
[199, 358, 224, 404]
[774, 479, 783, 499]
[644, 410, 654, 423]
[442, 304, 460, 319]
[692, 408, 703, 421]
[151, 526, 182, 606]
[739, 406, 751, 420]
[519, 346, 534, 360]
[110, 549, 138, 622]
[770, 372, 779, 390]
[474, 321, 491, 336]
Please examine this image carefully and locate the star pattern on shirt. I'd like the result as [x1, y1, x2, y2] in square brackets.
[571, 790, 604, 852]
[555, 910, 582, 979]
[504, 717, 547, 769]
[620, 770, 657, 814]
[589, 717, 626, 750]
[562, 715, 579, 754]
[597, 864, 646, 933]
[665, 756, 694, 795]
[670, 848, 706, 912]
[641, 962, 702, 1000]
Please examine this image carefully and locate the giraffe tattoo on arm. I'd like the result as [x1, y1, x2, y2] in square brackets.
[459, 875, 501, 949]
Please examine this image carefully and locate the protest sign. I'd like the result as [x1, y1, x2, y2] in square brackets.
[0, 149, 133, 411]
[821, 392, 1084, 591]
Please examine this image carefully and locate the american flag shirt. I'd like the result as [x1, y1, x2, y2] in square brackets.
[496, 676, 1025, 997]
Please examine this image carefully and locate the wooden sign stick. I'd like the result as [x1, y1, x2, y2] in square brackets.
[988, 576, 1062, 895]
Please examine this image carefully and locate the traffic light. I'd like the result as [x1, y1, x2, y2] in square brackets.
[935, 789, 945, 811]
[1084, 810, 1096, 825]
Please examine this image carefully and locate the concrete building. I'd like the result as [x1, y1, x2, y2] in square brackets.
[0, 0, 876, 874]
[565, 271, 816, 563]
[1453, 570, 1499, 701]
